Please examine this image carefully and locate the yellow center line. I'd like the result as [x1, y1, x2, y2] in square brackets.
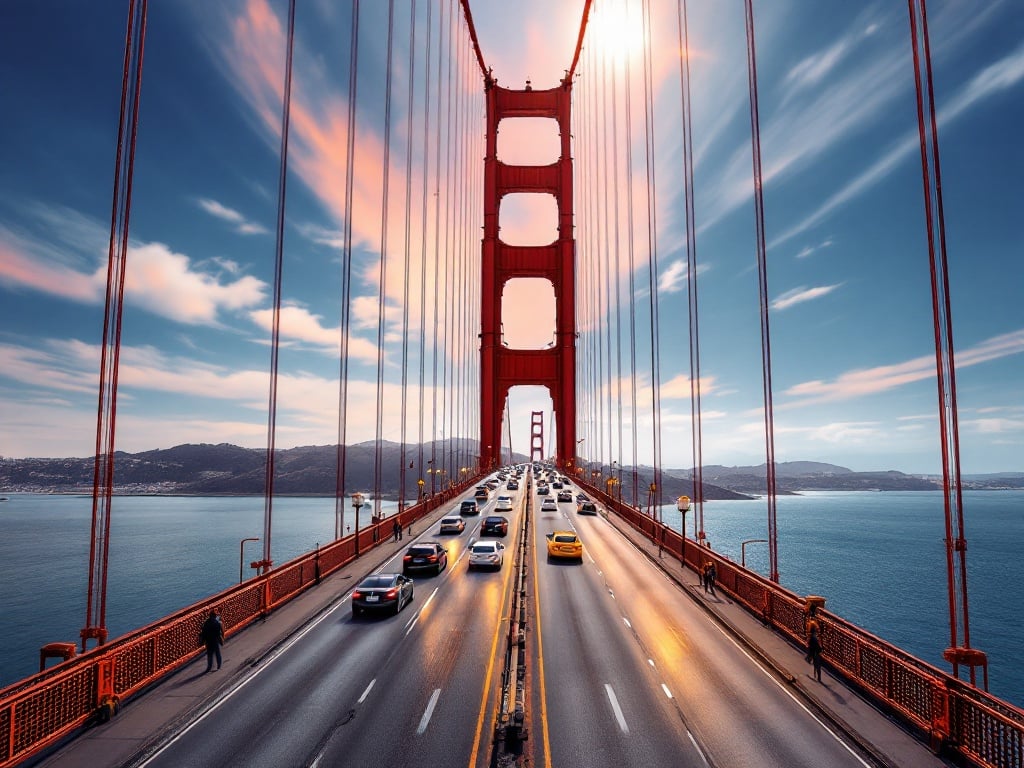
[467, 531, 516, 767]
[533, 519, 553, 766]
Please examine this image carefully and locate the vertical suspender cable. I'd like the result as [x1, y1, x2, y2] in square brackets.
[440, 0, 454, 484]
[600, 30, 613, 474]
[640, 0, 663, 516]
[622, 10, 640, 509]
[417, 0, 435, 491]
[261, 0, 297, 574]
[83, 0, 148, 650]
[610, 12, 624, 498]
[743, 0, 779, 582]
[399, 0, 419, 511]
[907, 0, 982, 686]
[373, 0, 397, 520]
[677, 0, 705, 543]
[430, 0, 448, 493]
[336, 0, 361, 539]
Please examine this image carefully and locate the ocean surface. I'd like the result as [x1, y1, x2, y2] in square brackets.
[0, 490, 1020, 708]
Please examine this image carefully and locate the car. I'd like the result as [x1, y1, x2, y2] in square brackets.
[557, 490, 573, 503]
[468, 540, 505, 570]
[506, 480, 519, 490]
[540, 497, 558, 513]
[575, 493, 589, 503]
[460, 499, 479, 515]
[439, 515, 466, 534]
[495, 495, 514, 511]
[351, 573, 414, 616]
[577, 501, 598, 515]
[546, 531, 584, 561]
[485, 480, 499, 490]
[481, 515, 509, 536]
[402, 541, 448, 575]
[551, 481, 563, 490]
[474, 487, 490, 501]
[536, 485, 549, 496]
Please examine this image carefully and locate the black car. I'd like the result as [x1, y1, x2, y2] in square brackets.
[402, 541, 448, 575]
[481, 515, 509, 536]
[460, 499, 479, 515]
[507, 480, 519, 490]
[536, 485, 549, 496]
[578, 501, 598, 515]
[557, 490, 573, 503]
[351, 573, 414, 616]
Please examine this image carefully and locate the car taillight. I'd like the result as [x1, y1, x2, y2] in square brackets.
[403, 555, 412, 561]
[385, 589, 398, 598]
[427, 555, 438, 562]
[352, 591, 362, 599]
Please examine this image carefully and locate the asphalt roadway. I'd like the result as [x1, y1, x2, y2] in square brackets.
[31, 474, 952, 768]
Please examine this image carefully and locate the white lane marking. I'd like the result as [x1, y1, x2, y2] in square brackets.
[623, 617, 632, 629]
[604, 684, 629, 734]
[417, 688, 442, 735]
[586, 551, 596, 564]
[358, 679, 375, 704]
[648, 658, 656, 668]
[661, 683, 673, 699]
[404, 587, 438, 633]
[687, 731, 712, 767]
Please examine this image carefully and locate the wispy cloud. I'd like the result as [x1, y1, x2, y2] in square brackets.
[771, 283, 841, 311]
[248, 303, 379, 361]
[658, 260, 687, 293]
[0, 213, 267, 325]
[196, 197, 269, 235]
[783, 328, 1024, 403]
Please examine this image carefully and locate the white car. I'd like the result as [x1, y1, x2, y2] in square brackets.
[439, 515, 466, 534]
[495, 495, 514, 511]
[540, 497, 558, 513]
[468, 540, 505, 570]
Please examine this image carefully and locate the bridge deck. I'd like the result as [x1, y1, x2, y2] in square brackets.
[34, 498, 945, 768]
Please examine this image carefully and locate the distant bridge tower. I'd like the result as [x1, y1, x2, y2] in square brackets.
[530, 411, 545, 464]
[479, 80, 577, 471]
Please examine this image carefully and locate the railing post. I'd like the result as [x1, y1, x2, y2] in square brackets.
[930, 680, 952, 754]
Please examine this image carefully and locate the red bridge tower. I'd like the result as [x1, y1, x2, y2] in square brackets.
[479, 80, 577, 472]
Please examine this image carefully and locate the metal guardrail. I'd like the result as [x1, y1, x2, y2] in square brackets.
[579, 480, 1024, 768]
[0, 483, 477, 768]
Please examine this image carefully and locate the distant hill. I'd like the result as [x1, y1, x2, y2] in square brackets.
[4, 447, 1019, 497]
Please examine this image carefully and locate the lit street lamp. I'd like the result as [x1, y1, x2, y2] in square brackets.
[676, 496, 690, 568]
[239, 537, 259, 583]
[741, 538, 768, 569]
[417, 478, 424, 502]
[352, 492, 365, 556]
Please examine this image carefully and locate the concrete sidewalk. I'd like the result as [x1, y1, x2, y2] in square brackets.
[32, 503, 458, 768]
[598, 508, 953, 768]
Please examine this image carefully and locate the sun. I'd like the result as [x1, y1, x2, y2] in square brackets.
[587, 1, 645, 63]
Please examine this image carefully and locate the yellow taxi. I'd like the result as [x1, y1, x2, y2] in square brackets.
[546, 530, 584, 561]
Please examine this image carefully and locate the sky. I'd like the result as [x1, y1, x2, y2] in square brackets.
[0, 0, 1021, 476]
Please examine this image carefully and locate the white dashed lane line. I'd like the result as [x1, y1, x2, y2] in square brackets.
[358, 679, 375, 704]
[605, 684, 630, 734]
[417, 688, 442, 735]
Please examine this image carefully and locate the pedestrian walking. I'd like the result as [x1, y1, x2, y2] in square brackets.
[200, 609, 224, 672]
[806, 627, 823, 682]
[706, 562, 717, 596]
[701, 562, 709, 592]
[392, 520, 401, 542]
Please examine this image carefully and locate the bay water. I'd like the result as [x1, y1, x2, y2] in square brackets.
[0, 490, 1020, 708]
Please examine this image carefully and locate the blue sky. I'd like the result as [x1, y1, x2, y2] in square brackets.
[0, 0, 1021, 475]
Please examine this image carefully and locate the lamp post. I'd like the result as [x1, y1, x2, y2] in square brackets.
[352, 492, 365, 556]
[676, 496, 690, 569]
[741, 538, 769, 569]
[417, 478, 424, 503]
[239, 537, 259, 583]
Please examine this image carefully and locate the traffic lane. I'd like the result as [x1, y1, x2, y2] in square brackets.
[575, 512, 874, 768]
[532, 510, 707, 768]
[311, 503, 521, 767]
[140, 501, 508, 768]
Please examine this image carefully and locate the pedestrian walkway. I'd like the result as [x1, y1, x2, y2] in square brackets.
[33, 505, 456, 768]
[599, 508, 951, 768]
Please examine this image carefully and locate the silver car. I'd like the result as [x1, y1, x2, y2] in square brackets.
[468, 540, 505, 570]
[439, 515, 466, 534]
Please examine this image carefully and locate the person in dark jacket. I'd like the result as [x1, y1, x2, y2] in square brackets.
[201, 610, 224, 672]
[806, 627, 823, 682]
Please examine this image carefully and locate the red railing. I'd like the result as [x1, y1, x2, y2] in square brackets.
[0, 484, 472, 768]
[582, 481, 1024, 768]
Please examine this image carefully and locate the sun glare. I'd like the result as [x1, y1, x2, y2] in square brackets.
[588, 2, 645, 62]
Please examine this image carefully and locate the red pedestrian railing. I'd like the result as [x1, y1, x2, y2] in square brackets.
[0, 483, 473, 768]
[580, 481, 1024, 768]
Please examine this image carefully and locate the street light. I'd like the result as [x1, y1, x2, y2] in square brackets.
[741, 538, 768, 569]
[676, 496, 690, 569]
[352, 492, 365, 556]
[417, 478, 424, 503]
[239, 537, 259, 583]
